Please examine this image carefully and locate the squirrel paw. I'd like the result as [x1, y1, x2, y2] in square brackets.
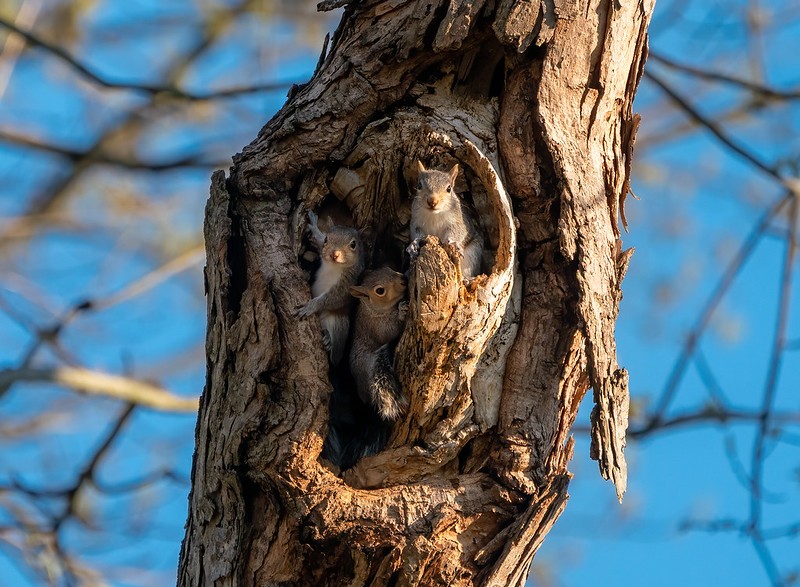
[406, 238, 424, 261]
[398, 300, 409, 321]
[321, 330, 332, 352]
[306, 211, 325, 246]
[444, 239, 464, 259]
[294, 302, 316, 318]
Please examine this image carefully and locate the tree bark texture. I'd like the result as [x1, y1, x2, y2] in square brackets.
[179, 0, 653, 585]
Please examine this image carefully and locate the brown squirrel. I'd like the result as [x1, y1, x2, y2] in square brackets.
[296, 211, 366, 365]
[409, 160, 483, 279]
[348, 266, 408, 421]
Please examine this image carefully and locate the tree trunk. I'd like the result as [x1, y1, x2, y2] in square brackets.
[178, 0, 653, 585]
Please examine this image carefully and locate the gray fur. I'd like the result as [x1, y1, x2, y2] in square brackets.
[410, 161, 483, 279]
[296, 212, 366, 365]
[349, 267, 408, 421]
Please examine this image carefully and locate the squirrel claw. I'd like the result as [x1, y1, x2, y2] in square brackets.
[406, 238, 423, 261]
[321, 330, 332, 352]
[294, 303, 314, 318]
[444, 239, 464, 259]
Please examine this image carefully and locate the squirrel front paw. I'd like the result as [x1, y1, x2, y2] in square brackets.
[397, 300, 409, 321]
[321, 330, 332, 352]
[294, 301, 316, 318]
[444, 239, 464, 259]
[406, 237, 424, 261]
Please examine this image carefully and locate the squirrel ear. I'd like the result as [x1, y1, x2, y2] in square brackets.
[350, 286, 369, 299]
[448, 163, 459, 185]
[359, 226, 374, 242]
[416, 160, 426, 174]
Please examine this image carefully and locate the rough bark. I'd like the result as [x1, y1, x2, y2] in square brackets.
[179, 0, 653, 585]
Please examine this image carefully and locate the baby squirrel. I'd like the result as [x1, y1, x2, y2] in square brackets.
[296, 211, 366, 365]
[349, 267, 409, 421]
[409, 160, 483, 279]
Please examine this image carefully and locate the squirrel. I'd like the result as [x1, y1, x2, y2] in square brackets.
[349, 266, 409, 422]
[296, 211, 366, 365]
[409, 160, 483, 279]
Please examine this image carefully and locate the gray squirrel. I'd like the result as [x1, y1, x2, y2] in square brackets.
[409, 160, 483, 279]
[349, 266, 408, 421]
[295, 211, 366, 365]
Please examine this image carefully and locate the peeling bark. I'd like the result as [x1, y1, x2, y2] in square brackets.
[179, 0, 653, 585]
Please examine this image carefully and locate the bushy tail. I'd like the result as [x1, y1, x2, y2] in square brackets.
[368, 344, 408, 422]
[323, 345, 407, 470]
[323, 397, 389, 471]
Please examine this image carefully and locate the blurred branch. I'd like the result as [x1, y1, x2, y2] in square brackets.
[94, 469, 188, 495]
[747, 194, 798, 587]
[0, 15, 296, 100]
[650, 52, 800, 100]
[644, 70, 781, 181]
[627, 407, 800, 436]
[0, 367, 198, 412]
[0, 128, 226, 171]
[0, 409, 70, 438]
[94, 245, 204, 311]
[15, 0, 259, 220]
[57, 405, 136, 526]
[0, 0, 41, 99]
[641, 192, 790, 431]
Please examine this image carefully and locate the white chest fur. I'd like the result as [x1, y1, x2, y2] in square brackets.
[313, 260, 345, 297]
[413, 200, 460, 242]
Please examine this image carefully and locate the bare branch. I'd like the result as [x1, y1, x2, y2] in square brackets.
[0, 15, 296, 100]
[644, 70, 781, 181]
[747, 193, 798, 586]
[93, 245, 204, 311]
[0, 129, 226, 171]
[650, 52, 800, 100]
[628, 407, 800, 437]
[642, 193, 790, 430]
[0, 367, 198, 412]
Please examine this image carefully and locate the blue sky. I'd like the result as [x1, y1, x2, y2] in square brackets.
[1, 0, 798, 585]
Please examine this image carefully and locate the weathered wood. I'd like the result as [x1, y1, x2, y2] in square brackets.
[179, 0, 654, 585]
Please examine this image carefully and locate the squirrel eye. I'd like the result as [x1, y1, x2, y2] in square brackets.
[323, 237, 328, 245]
[417, 181, 423, 190]
[349, 239, 357, 249]
[446, 185, 452, 193]
[374, 286, 385, 296]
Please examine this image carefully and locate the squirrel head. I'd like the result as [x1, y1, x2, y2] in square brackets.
[415, 160, 459, 212]
[322, 226, 362, 266]
[350, 267, 406, 311]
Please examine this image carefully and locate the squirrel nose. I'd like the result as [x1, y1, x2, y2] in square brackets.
[331, 250, 342, 262]
[427, 197, 436, 208]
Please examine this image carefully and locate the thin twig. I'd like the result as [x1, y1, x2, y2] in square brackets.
[747, 193, 797, 587]
[645, 70, 781, 182]
[650, 52, 800, 100]
[93, 245, 204, 311]
[642, 193, 789, 430]
[0, 15, 296, 100]
[0, 129, 225, 171]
